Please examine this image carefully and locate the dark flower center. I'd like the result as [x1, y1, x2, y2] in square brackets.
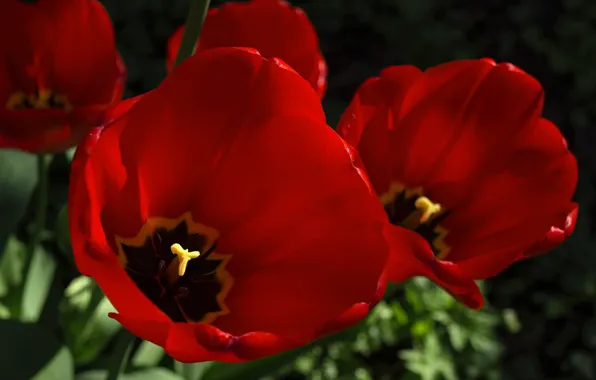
[5, 89, 71, 111]
[382, 183, 451, 259]
[117, 216, 232, 323]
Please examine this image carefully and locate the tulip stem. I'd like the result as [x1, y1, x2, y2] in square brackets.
[173, 0, 212, 68]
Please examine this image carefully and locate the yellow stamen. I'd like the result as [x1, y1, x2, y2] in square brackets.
[170, 243, 201, 277]
[414, 196, 442, 223]
[35, 89, 53, 108]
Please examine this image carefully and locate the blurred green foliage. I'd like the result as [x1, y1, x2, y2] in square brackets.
[0, 0, 594, 379]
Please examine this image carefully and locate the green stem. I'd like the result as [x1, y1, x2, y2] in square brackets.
[106, 330, 137, 380]
[25, 154, 50, 263]
[172, 0, 212, 68]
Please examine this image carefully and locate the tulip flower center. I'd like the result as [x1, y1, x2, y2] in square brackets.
[117, 215, 233, 324]
[5, 89, 72, 111]
[381, 182, 451, 259]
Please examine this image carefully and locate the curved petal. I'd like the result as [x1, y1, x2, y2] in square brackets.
[110, 312, 308, 363]
[337, 65, 423, 194]
[521, 202, 578, 259]
[383, 224, 484, 309]
[167, 0, 325, 95]
[317, 271, 387, 337]
[0, 103, 117, 153]
[68, 96, 145, 274]
[113, 48, 325, 231]
[443, 118, 578, 277]
[395, 60, 544, 193]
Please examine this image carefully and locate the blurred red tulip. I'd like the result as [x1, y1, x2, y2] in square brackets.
[167, 0, 326, 97]
[0, 0, 126, 153]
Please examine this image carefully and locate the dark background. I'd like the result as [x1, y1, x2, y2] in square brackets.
[97, 0, 596, 378]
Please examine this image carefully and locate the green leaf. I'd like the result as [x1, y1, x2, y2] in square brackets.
[77, 368, 184, 380]
[21, 245, 57, 322]
[410, 319, 433, 338]
[446, 324, 467, 352]
[31, 347, 74, 380]
[65, 148, 76, 162]
[62, 278, 120, 365]
[0, 236, 27, 316]
[502, 308, 521, 334]
[174, 361, 215, 380]
[0, 319, 73, 380]
[124, 368, 186, 380]
[0, 149, 37, 251]
[131, 341, 165, 367]
[0, 236, 26, 294]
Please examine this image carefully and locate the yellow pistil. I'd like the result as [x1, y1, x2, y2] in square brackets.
[170, 243, 201, 277]
[414, 196, 442, 223]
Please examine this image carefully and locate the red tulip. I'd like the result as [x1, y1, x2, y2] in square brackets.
[338, 59, 578, 308]
[0, 0, 125, 153]
[68, 48, 401, 362]
[167, 0, 326, 97]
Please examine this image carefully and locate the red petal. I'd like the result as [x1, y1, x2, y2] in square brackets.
[229, 331, 304, 361]
[0, 0, 125, 153]
[393, 60, 541, 192]
[69, 96, 144, 273]
[111, 313, 306, 363]
[114, 49, 326, 228]
[520, 202, 578, 259]
[166, 0, 325, 96]
[109, 313, 170, 348]
[337, 66, 423, 195]
[443, 118, 577, 276]
[317, 273, 386, 337]
[0, 104, 115, 153]
[43, 0, 123, 105]
[81, 242, 167, 323]
[384, 224, 484, 309]
[317, 303, 370, 337]
[0, 0, 123, 106]
[206, 134, 389, 336]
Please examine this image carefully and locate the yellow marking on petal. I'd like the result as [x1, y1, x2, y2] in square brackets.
[115, 212, 233, 324]
[6, 92, 27, 110]
[6, 89, 72, 111]
[170, 243, 201, 276]
[415, 196, 442, 223]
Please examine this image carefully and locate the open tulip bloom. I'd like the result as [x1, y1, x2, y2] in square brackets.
[0, 0, 125, 153]
[167, 0, 327, 97]
[338, 59, 578, 304]
[67, 47, 458, 363]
